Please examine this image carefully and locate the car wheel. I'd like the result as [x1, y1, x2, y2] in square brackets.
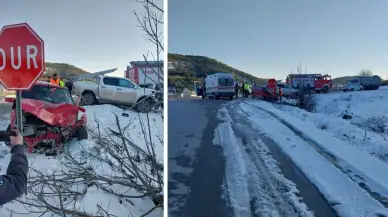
[229, 95, 233, 100]
[81, 92, 96, 105]
[137, 98, 152, 113]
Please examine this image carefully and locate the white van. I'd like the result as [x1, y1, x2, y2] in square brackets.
[204, 72, 235, 99]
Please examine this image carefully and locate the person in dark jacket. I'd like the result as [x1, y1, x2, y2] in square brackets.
[0, 129, 28, 206]
[235, 82, 239, 98]
[65, 80, 73, 94]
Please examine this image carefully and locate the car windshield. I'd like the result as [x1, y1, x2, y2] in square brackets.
[22, 85, 73, 104]
[219, 77, 234, 86]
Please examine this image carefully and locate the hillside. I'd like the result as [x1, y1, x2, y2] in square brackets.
[168, 53, 267, 90]
[44, 62, 89, 79]
[332, 76, 355, 85]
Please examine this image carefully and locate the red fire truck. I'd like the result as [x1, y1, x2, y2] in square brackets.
[286, 74, 332, 93]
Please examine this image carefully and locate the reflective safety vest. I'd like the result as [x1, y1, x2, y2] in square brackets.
[59, 80, 65, 87]
[50, 78, 60, 85]
[244, 83, 249, 90]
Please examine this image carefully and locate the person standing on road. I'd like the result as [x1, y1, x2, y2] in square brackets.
[235, 82, 239, 98]
[202, 81, 206, 97]
[242, 82, 245, 98]
[279, 87, 283, 102]
[244, 83, 249, 98]
[0, 129, 28, 206]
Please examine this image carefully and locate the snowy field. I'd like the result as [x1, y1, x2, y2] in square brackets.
[0, 104, 164, 217]
[241, 87, 388, 216]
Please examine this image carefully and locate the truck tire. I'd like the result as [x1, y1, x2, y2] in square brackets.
[323, 86, 329, 93]
[81, 92, 96, 105]
[229, 95, 233, 100]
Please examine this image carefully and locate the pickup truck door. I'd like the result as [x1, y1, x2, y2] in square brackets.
[117, 79, 138, 104]
[99, 77, 119, 101]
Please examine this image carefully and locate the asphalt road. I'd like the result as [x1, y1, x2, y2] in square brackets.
[168, 98, 337, 217]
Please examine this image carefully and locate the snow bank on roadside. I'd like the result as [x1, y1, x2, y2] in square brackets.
[246, 100, 388, 204]
[274, 103, 388, 162]
[240, 102, 388, 217]
[315, 89, 388, 122]
[0, 104, 164, 217]
[85, 104, 164, 161]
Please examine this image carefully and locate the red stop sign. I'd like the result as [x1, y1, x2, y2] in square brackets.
[0, 23, 45, 90]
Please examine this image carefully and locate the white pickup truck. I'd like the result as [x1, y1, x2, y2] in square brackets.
[72, 75, 158, 113]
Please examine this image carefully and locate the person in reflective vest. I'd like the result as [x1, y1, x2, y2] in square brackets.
[50, 73, 60, 85]
[59, 76, 65, 87]
[244, 83, 249, 98]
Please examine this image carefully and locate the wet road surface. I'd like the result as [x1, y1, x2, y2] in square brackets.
[168, 98, 337, 217]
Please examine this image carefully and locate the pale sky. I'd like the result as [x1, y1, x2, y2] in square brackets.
[0, 0, 163, 77]
[169, 0, 388, 80]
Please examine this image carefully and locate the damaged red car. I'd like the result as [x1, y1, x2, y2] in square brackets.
[251, 85, 278, 101]
[4, 81, 88, 155]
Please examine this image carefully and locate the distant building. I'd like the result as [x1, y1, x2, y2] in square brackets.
[125, 61, 163, 85]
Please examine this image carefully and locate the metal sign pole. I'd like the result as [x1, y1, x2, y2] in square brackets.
[15, 91, 23, 141]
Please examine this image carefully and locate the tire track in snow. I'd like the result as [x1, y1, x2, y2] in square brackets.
[243, 101, 388, 214]
[214, 103, 314, 217]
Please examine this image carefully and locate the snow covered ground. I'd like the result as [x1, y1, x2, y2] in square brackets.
[0, 104, 164, 217]
[241, 87, 388, 216]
